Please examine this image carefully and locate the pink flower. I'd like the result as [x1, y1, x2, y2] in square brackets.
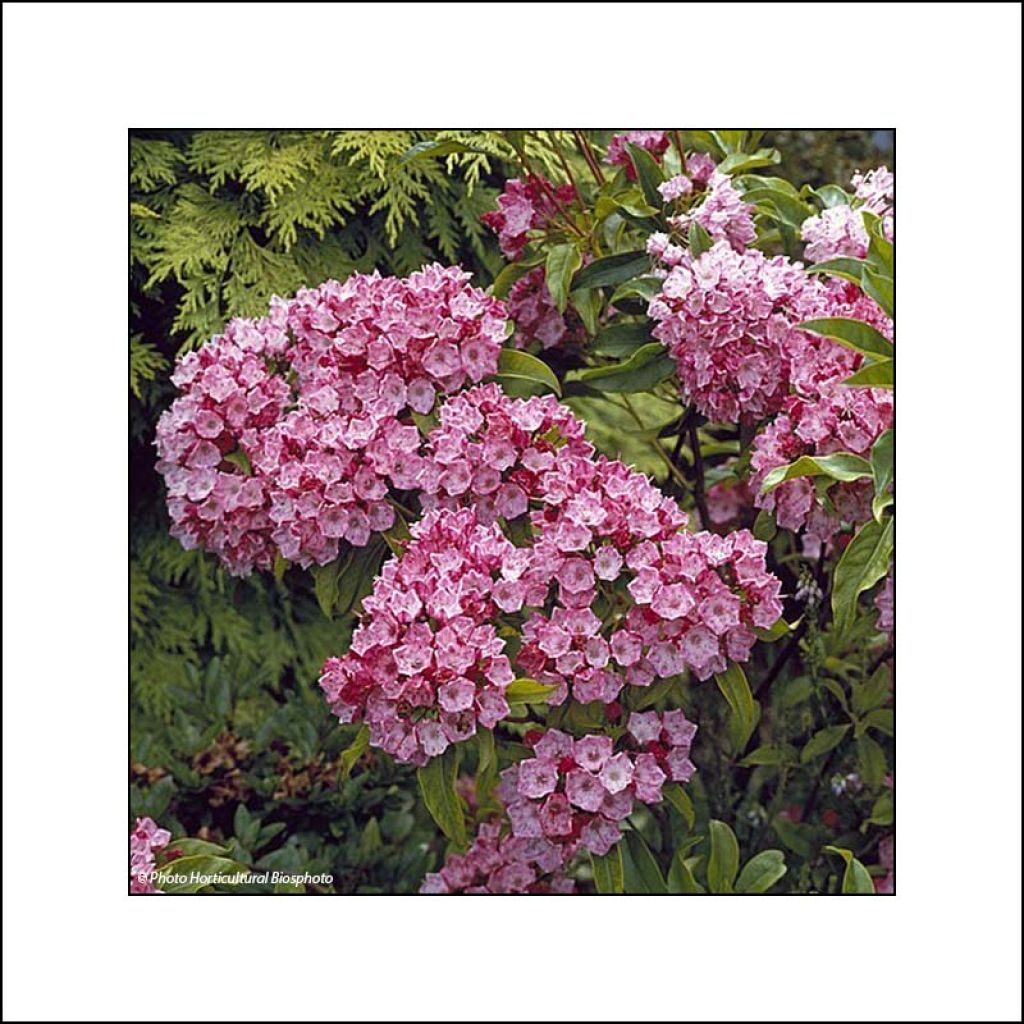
[481, 177, 577, 260]
[130, 817, 172, 895]
[506, 267, 585, 350]
[606, 131, 669, 175]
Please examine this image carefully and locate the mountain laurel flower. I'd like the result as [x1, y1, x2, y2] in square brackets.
[319, 508, 522, 766]
[418, 383, 594, 526]
[481, 176, 578, 260]
[668, 172, 757, 253]
[130, 817, 172, 894]
[420, 820, 576, 895]
[751, 384, 894, 548]
[157, 266, 507, 574]
[505, 266, 586, 350]
[605, 131, 670, 176]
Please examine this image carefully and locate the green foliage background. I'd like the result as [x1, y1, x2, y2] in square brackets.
[129, 129, 891, 893]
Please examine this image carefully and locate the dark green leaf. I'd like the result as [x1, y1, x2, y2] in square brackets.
[627, 144, 666, 208]
[340, 724, 370, 778]
[857, 734, 887, 789]
[573, 250, 649, 291]
[806, 256, 867, 285]
[417, 747, 467, 849]
[575, 342, 676, 394]
[624, 831, 668, 894]
[740, 743, 797, 767]
[663, 782, 696, 829]
[667, 850, 705, 894]
[590, 846, 625, 894]
[590, 321, 652, 357]
[714, 662, 760, 752]
[688, 220, 714, 257]
[717, 148, 781, 175]
[707, 819, 740, 893]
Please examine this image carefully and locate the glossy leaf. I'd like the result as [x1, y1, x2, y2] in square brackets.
[843, 359, 894, 388]
[590, 320, 652, 357]
[575, 342, 676, 393]
[832, 517, 894, 629]
[494, 348, 561, 396]
[624, 831, 668, 894]
[663, 782, 696, 829]
[626, 143, 666, 208]
[761, 452, 872, 492]
[797, 317, 893, 360]
[572, 250, 649, 291]
[800, 724, 850, 762]
[340, 724, 370, 778]
[714, 662, 760, 752]
[417, 747, 467, 849]
[688, 220, 714, 258]
[544, 242, 582, 314]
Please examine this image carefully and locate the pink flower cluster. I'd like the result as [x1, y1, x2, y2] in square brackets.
[156, 266, 508, 574]
[801, 204, 871, 263]
[419, 820, 576, 895]
[481, 177, 576, 260]
[605, 130, 670, 173]
[506, 266, 585, 350]
[875, 572, 894, 640]
[750, 384, 893, 547]
[512, 455, 782, 693]
[496, 711, 697, 855]
[648, 240, 820, 422]
[318, 508, 520, 765]
[130, 817, 171, 894]
[801, 166, 895, 262]
[669, 171, 757, 253]
[706, 474, 753, 532]
[417, 383, 594, 525]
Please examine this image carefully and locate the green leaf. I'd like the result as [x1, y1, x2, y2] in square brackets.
[491, 261, 536, 299]
[570, 288, 602, 336]
[871, 429, 895, 522]
[312, 554, 350, 620]
[857, 734, 887, 789]
[806, 257, 867, 285]
[862, 267, 894, 319]
[340, 724, 370, 778]
[678, 130, 724, 158]
[741, 185, 814, 229]
[868, 789, 894, 827]
[852, 665, 892, 716]
[832, 517, 894, 629]
[843, 359, 894, 388]
[740, 743, 797, 767]
[590, 846, 625, 894]
[417, 747, 467, 850]
[707, 820, 740, 893]
[476, 727, 495, 775]
[824, 845, 876, 894]
[809, 184, 852, 209]
[862, 708, 894, 736]
[753, 509, 777, 541]
[717, 148, 781, 176]
[494, 348, 561, 396]
[735, 850, 788, 894]
[159, 855, 250, 894]
[623, 831, 668, 894]
[797, 317, 893, 360]
[233, 803, 259, 848]
[714, 662, 760, 752]
[590, 320, 652, 357]
[667, 849, 705, 894]
[800, 724, 851, 763]
[754, 616, 796, 643]
[504, 677, 559, 703]
[608, 275, 662, 307]
[335, 539, 387, 619]
[663, 782, 696, 829]
[575, 342, 676, 394]
[688, 220, 714, 258]
[761, 452, 872, 493]
[626, 144, 666, 209]
[572, 250, 649, 291]
[544, 242, 583, 314]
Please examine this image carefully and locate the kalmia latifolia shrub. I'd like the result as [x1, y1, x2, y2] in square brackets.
[146, 132, 895, 896]
[155, 265, 507, 574]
